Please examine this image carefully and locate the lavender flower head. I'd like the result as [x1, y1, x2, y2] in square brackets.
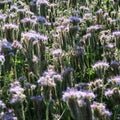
[104, 89, 114, 97]
[36, 0, 49, 5]
[92, 61, 109, 70]
[36, 16, 46, 23]
[62, 88, 94, 120]
[38, 66, 62, 87]
[105, 87, 120, 105]
[12, 40, 22, 50]
[62, 88, 95, 101]
[20, 17, 36, 24]
[2, 23, 18, 31]
[91, 102, 112, 119]
[92, 61, 109, 78]
[0, 39, 12, 53]
[87, 25, 104, 32]
[108, 76, 120, 86]
[52, 49, 62, 57]
[21, 30, 47, 41]
[69, 16, 83, 25]
[9, 81, 26, 104]
[0, 14, 7, 21]
[38, 76, 55, 87]
[30, 95, 43, 102]
[4, 109, 17, 120]
[112, 31, 120, 37]
[83, 13, 92, 21]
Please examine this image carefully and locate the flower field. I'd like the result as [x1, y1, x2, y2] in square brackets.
[0, 0, 120, 120]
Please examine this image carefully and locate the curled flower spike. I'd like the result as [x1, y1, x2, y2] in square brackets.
[112, 31, 120, 37]
[91, 102, 112, 120]
[92, 61, 109, 78]
[52, 49, 62, 57]
[108, 76, 120, 86]
[9, 81, 26, 104]
[62, 88, 94, 120]
[36, 0, 49, 5]
[87, 25, 104, 32]
[92, 61, 109, 69]
[2, 23, 18, 31]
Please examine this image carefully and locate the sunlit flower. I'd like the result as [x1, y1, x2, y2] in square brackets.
[0, 14, 7, 21]
[91, 102, 112, 119]
[38, 76, 56, 87]
[2, 23, 18, 31]
[108, 76, 120, 86]
[36, 0, 49, 5]
[92, 61, 109, 70]
[52, 49, 62, 57]
[80, 6, 89, 11]
[83, 13, 92, 20]
[88, 79, 103, 91]
[62, 88, 95, 101]
[10, 93, 26, 104]
[112, 31, 120, 37]
[87, 25, 104, 32]
[21, 31, 47, 41]
[21, 17, 36, 24]
[104, 89, 113, 97]
[12, 40, 22, 49]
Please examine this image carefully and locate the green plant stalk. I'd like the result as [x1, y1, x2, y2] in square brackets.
[46, 102, 50, 120]
[21, 102, 25, 120]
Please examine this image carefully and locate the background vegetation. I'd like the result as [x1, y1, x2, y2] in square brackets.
[0, 0, 120, 120]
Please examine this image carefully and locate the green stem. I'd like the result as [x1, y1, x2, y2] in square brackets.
[21, 102, 25, 120]
[46, 102, 50, 120]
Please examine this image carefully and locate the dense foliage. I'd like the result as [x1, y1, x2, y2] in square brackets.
[0, 0, 120, 120]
